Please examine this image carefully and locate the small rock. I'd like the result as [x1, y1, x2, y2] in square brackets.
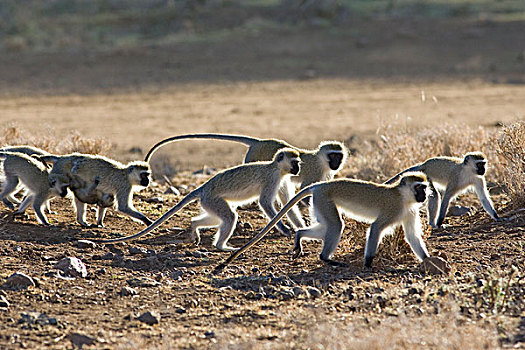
[54, 257, 88, 278]
[204, 331, 215, 338]
[0, 295, 9, 308]
[2, 272, 36, 290]
[138, 311, 160, 325]
[170, 270, 184, 279]
[279, 288, 295, 301]
[175, 307, 187, 314]
[145, 196, 164, 204]
[68, 332, 97, 348]
[107, 245, 124, 256]
[19, 311, 57, 326]
[128, 246, 149, 256]
[192, 251, 207, 258]
[306, 287, 322, 298]
[243, 222, 253, 230]
[120, 286, 138, 296]
[75, 240, 97, 249]
[421, 256, 451, 275]
[448, 206, 471, 217]
[292, 286, 309, 298]
[126, 277, 160, 288]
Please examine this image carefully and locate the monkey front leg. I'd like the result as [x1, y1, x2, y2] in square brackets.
[116, 192, 152, 226]
[259, 192, 293, 237]
[73, 197, 90, 227]
[278, 180, 306, 229]
[364, 220, 390, 268]
[402, 210, 430, 261]
[473, 177, 502, 222]
[426, 181, 441, 228]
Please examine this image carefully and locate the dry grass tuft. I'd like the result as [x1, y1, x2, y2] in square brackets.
[345, 122, 498, 183]
[496, 121, 525, 208]
[0, 126, 111, 155]
[308, 310, 498, 350]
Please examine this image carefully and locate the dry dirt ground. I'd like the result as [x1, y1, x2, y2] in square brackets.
[0, 14, 525, 349]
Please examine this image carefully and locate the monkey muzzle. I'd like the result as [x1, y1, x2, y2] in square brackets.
[140, 173, 150, 187]
[290, 160, 300, 175]
[476, 161, 486, 176]
[414, 184, 427, 203]
[328, 152, 344, 170]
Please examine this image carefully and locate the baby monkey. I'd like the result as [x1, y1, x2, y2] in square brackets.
[0, 151, 60, 225]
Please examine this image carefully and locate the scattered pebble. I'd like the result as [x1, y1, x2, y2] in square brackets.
[119, 286, 138, 296]
[68, 332, 97, 348]
[2, 272, 36, 290]
[145, 196, 164, 204]
[306, 286, 322, 298]
[19, 311, 57, 326]
[75, 240, 97, 249]
[138, 311, 160, 325]
[54, 257, 88, 278]
[127, 277, 160, 288]
[421, 256, 451, 275]
[128, 246, 149, 256]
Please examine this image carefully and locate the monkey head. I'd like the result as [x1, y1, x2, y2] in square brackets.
[127, 161, 152, 188]
[49, 174, 70, 198]
[399, 172, 428, 203]
[275, 148, 301, 175]
[464, 152, 487, 176]
[318, 141, 348, 171]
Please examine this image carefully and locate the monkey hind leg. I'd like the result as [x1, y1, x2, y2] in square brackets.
[190, 211, 221, 246]
[1, 175, 20, 210]
[32, 196, 50, 226]
[202, 198, 238, 252]
[96, 207, 108, 227]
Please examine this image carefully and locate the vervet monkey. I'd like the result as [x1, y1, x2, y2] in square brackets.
[385, 152, 501, 228]
[0, 151, 61, 225]
[215, 172, 430, 272]
[40, 154, 115, 227]
[96, 149, 302, 251]
[0, 145, 51, 207]
[68, 156, 153, 226]
[144, 133, 348, 228]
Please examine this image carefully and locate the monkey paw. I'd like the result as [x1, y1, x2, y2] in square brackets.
[421, 256, 451, 275]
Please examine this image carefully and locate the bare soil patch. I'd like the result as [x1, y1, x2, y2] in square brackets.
[1, 12, 525, 349]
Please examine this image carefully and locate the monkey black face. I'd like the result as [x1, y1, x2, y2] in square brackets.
[290, 160, 300, 175]
[413, 183, 427, 203]
[140, 172, 150, 187]
[327, 152, 344, 170]
[48, 178, 68, 197]
[476, 161, 486, 176]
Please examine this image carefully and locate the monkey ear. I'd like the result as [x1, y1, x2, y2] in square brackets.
[463, 156, 470, 165]
[399, 177, 406, 186]
[276, 153, 284, 162]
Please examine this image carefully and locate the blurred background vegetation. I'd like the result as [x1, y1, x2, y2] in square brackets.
[2, 0, 524, 53]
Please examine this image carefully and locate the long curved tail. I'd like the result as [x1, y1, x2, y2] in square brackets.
[144, 133, 260, 162]
[95, 190, 200, 243]
[384, 164, 422, 185]
[213, 185, 315, 274]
